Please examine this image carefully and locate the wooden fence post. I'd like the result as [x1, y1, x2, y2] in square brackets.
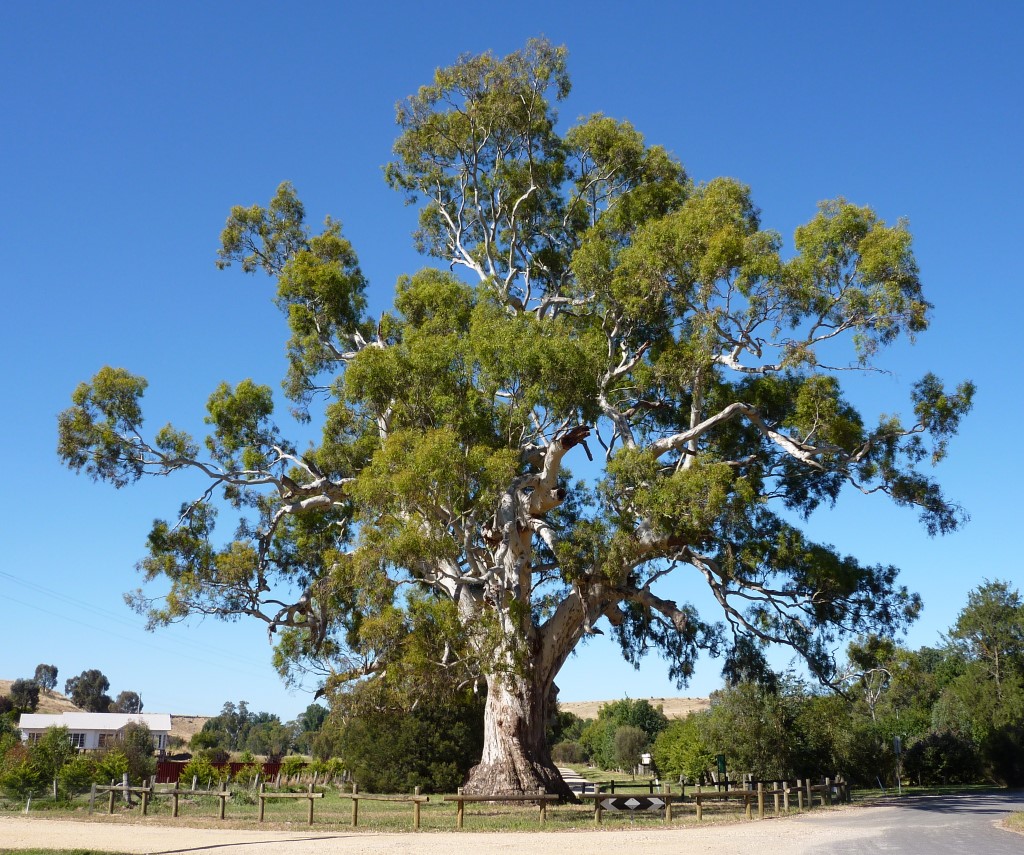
[745, 791, 752, 820]
[307, 784, 315, 825]
[219, 781, 227, 820]
[823, 777, 830, 807]
[89, 783, 96, 814]
[456, 787, 464, 829]
[757, 782, 764, 819]
[797, 779, 804, 811]
[806, 778, 813, 808]
[783, 781, 790, 812]
[351, 783, 359, 827]
[257, 782, 265, 823]
[414, 786, 421, 830]
[664, 784, 672, 823]
[537, 787, 547, 825]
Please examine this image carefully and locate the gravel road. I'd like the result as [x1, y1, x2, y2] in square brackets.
[1, 793, 1020, 855]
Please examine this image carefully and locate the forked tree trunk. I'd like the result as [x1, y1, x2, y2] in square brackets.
[462, 670, 576, 801]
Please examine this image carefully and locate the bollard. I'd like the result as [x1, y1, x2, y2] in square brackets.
[414, 786, 421, 830]
[352, 783, 359, 827]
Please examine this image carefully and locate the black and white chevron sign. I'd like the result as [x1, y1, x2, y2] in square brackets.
[600, 796, 666, 812]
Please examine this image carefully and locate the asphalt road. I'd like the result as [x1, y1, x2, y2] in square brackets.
[797, 790, 1024, 854]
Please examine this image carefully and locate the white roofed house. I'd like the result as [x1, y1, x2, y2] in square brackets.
[17, 712, 172, 752]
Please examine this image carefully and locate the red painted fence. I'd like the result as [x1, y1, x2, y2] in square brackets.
[155, 760, 285, 784]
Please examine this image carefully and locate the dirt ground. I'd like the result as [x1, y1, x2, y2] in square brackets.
[0, 809, 871, 854]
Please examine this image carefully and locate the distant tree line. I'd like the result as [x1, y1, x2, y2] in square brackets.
[551, 580, 1024, 788]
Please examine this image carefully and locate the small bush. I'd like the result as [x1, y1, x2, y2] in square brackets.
[59, 754, 98, 795]
[178, 756, 218, 789]
[95, 749, 129, 785]
[551, 741, 585, 764]
[233, 762, 262, 788]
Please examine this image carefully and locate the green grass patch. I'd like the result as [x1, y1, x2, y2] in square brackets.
[0, 784, 781, 832]
[0, 850, 130, 854]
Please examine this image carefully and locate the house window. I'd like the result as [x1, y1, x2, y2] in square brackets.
[27, 732, 41, 744]
[98, 733, 114, 748]
[69, 733, 86, 749]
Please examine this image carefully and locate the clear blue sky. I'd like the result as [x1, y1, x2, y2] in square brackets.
[1, 2, 1020, 723]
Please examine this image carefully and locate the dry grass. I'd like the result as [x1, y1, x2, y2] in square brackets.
[559, 696, 709, 721]
[1005, 812, 1024, 834]
[0, 681, 81, 715]
[0, 788, 763, 833]
[2, 678, 208, 743]
[167, 715, 210, 743]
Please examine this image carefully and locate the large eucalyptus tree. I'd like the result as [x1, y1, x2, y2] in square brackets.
[59, 40, 973, 797]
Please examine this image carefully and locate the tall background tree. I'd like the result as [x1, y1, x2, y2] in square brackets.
[9, 679, 39, 713]
[111, 691, 144, 714]
[64, 670, 112, 713]
[33, 665, 58, 694]
[59, 39, 972, 796]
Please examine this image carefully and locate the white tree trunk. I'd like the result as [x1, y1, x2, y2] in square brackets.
[463, 669, 575, 800]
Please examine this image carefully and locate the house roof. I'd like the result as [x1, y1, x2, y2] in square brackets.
[17, 712, 172, 732]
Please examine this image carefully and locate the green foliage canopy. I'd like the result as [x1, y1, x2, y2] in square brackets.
[64, 670, 112, 713]
[58, 38, 973, 789]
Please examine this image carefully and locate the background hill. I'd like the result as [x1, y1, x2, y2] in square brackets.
[1, 679, 206, 743]
[559, 696, 709, 721]
[0, 680, 82, 714]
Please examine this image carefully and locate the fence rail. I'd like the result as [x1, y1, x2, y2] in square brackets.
[72, 773, 849, 829]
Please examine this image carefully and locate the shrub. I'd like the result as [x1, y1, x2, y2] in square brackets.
[198, 747, 230, 765]
[95, 749, 129, 785]
[59, 754, 98, 795]
[551, 741, 585, 764]
[178, 755, 218, 788]
[0, 754, 43, 801]
[280, 755, 306, 778]
[121, 722, 156, 784]
[30, 727, 75, 796]
[234, 762, 262, 788]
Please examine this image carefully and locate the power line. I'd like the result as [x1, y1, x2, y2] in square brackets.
[0, 569, 280, 672]
[2, 591, 273, 683]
